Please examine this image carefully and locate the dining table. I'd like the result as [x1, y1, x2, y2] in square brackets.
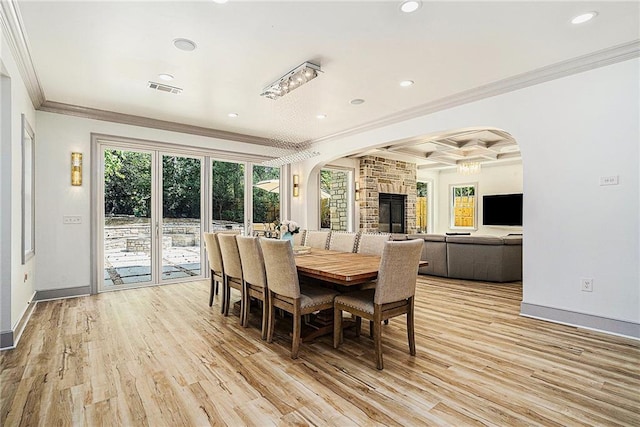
[292, 246, 428, 341]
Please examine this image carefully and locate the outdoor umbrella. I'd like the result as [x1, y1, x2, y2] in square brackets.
[254, 179, 331, 198]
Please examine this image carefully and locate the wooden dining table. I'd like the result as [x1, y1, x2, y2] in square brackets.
[294, 248, 383, 286]
[292, 247, 427, 341]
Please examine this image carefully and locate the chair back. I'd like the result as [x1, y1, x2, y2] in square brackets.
[217, 233, 243, 280]
[203, 232, 224, 274]
[356, 232, 391, 256]
[374, 239, 423, 305]
[259, 239, 300, 299]
[293, 230, 306, 246]
[236, 235, 267, 289]
[305, 230, 331, 249]
[328, 231, 358, 253]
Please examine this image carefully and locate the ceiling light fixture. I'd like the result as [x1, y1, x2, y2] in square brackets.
[228, 112, 238, 118]
[571, 11, 598, 24]
[457, 161, 481, 175]
[260, 61, 321, 100]
[400, 80, 414, 87]
[173, 38, 197, 51]
[350, 98, 365, 105]
[261, 150, 321, 167]
[316, 114, 327, 119]
[212, 0, 228, 3]
[400, 0, 421, 13]
[158, 73, 174, 81]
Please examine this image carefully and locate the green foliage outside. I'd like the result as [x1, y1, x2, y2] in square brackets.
[212, 161, 244, 223]
[253, 166, 280, 223]
[104, 150, 152, 217]
[163, 155, 201, 218]
[320, 170, 332, 228]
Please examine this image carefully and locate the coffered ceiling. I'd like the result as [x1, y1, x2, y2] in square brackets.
[4, 1, 639, 165]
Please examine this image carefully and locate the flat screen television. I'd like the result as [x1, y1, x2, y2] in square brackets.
[482, 193, 523, 226]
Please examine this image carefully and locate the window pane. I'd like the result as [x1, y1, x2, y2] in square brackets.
[417, 181, 428, 233]
[252, 165, 280, 225]
[212, 160, 245, 231]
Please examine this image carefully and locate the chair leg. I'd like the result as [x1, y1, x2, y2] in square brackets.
[220, 276, 227, 315]
[241, 281, 248, 327]
[291, 302, 301, 359]
[267, 292, 275, 343]
[355, 316, 361, 337]
[260, 290, 268, 340]
[369, 320, 374, 338]
[407, 298, 416, 356]
[384, 319, 389, 325]
[333, 307, 342, 348]
[209, 274, 215, 307]
[374, 307, 383, 370]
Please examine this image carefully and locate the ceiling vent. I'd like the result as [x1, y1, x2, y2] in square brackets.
[147, 81, 182, 94]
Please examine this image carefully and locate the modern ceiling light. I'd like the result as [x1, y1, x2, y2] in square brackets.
[571, 11, 598, 24]
[228, 112, 238, 118]
[400, 0, 421, 13]
[350, 98, 365, 105]
[260, 61, 321, 100]
[212, 0, 228, 3]
[400, 80, 414, 87]
[173, 38, 197, 51]
[316, 114, 327, 119]
[457, 161, 481, 175]
[158, 73, 174, 81]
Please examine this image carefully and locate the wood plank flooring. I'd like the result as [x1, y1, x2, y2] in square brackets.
[2, 276, 639, 426]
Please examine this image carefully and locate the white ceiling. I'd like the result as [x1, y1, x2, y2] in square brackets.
[12, 1, 640, 167]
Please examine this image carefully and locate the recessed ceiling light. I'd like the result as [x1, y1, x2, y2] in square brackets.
[400, 0, 421, 13]
[158, 73, 174, 81]
[571, 11, 598, 24]
[228, 112, 238, 118]
[173, 38, 197, 51]
[400, 80, 414, 87]
[212, 0, 228, 3]
[350, 99, 365, 105]
[316, 114, 327, 119]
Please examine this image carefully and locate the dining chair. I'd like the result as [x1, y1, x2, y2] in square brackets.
[202, 232, 223, 307]
[333, 238, 423, 370]
[293, 229, 306, 246]
[217, 233, 245, 323]
[356, 232, 391, 256]
[304, 230, 331, 249]
[328, 231, 358, 253]
[236, 235, 269, 339]
[260, 239, 338, 358]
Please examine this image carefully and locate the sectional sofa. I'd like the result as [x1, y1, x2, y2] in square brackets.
[404, 234, 522, 283]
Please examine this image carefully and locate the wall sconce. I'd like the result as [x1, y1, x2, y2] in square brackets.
[292, 174, 299, 197]
[71, 152, 82, 186]
[355, 182, 360, 201]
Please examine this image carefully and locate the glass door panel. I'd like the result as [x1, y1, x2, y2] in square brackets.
[212, 160, 245, 232]
[161, 155, 202, 281]
[252, 165, 280, 236]
[103, 148, 153, 288]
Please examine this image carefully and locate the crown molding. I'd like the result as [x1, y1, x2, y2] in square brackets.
[309, 40, 640, 146]
[0, 0, 45, 106]
[39, 101, 281, 147]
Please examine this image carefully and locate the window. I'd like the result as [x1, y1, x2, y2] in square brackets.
[416, 181, 429, 233]
[450, 183, 477, 230]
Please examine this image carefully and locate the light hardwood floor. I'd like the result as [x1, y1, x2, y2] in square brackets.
[2, 276, 639, 426]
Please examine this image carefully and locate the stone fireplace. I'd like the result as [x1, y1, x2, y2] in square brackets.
[358, 156, 417, 233]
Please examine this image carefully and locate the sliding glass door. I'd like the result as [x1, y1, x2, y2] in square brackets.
[100, 146, 203, 291]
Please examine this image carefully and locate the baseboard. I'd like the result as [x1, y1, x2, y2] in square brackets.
[1, 297, 37, 351]
[520, 302, 640, 340]
[33, 285, 91, 301]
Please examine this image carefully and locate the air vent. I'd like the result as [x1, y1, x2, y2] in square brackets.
[147, 81, 182, 94]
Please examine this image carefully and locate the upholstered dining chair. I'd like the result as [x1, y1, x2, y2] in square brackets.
[304, 230, 331, 249]
[217, 233, 245, 323]
[293, 229, 306, 246]
[260, 239, 339, 359]
[236, 235, 269, 339]
[333, 238, 423, 370]
[356, 232, 391, 256]
[328, 231, 358, 253]
[203, 232, 223, 307]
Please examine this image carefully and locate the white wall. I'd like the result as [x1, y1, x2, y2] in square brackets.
[435, 161, 523, 235]
[0, 41, 37, 337]
[295, 58, 639, 329]
[34, 112, 280, 292]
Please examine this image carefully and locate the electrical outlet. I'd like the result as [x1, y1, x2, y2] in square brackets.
[600, 175, 619, 186]
[63, 215, 82, 224]
[581, 278, 594, 292]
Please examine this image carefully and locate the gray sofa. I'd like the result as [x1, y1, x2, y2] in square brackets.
[407, 234, 522, 282]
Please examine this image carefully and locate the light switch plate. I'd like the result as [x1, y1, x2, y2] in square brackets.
[599, 175, 619, 186]
[63, 215, 82, 224]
